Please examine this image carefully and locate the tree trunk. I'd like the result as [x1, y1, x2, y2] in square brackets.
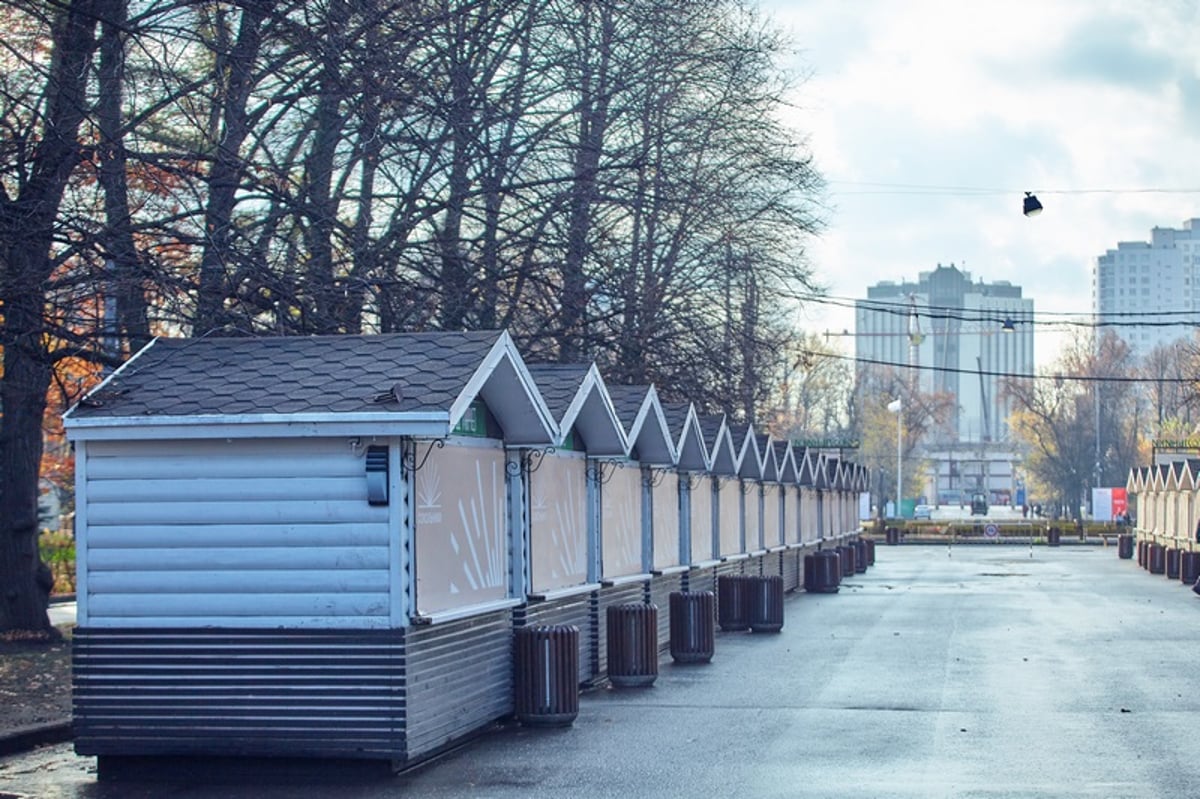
[0, 0, 99, 635]
[195, 4, 266, 334]
[97, 1, 151, 352]
[0, 291, 57, 634]
[559, 1, 614, 362]
[301, 1, 348, 334]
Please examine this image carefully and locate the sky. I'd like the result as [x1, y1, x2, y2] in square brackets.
[759, 0, 1200, 368]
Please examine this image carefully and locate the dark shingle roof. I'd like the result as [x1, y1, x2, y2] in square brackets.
[69, 331, 504, 419]
[697, 414, 725, 448]
[607, 385, 649, 431]
[661, 402, 691, 439]
[525, 363, 591, 422]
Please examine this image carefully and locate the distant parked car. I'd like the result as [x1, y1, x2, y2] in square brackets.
[914, 504, 933, 520]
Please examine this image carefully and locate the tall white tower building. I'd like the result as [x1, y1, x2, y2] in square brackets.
[1093, 218, 1200, 358]
[856, 263, 1034, 508]
[856, 263, 1034, 443]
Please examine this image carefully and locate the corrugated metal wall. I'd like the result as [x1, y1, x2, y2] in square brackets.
[782, 548, 802, 592]
[73, 627, 406, 760]
[403, 610, 514, 761]
[75, 613, 521, 766]
[648, 573, 685, 654]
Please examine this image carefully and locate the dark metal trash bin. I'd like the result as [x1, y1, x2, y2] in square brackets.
[839, 545, 857, 577]
[866, 538, 877, 565]
[804, 550, 841, 593]
[514, 625, 579, 726]
[1117, 534, 1134, 560]
[1047, 526, 1061, 547]
[886, 527, 899, 545]
[1137, 540, 1146, 567]
[854, 540, 869, 573]
[1149, 543, 1166, 575]
[747, 575, 784, 633]
[1166, 548, 1181, 580]
[606, 603, 658, 687]
[1181, 551, 1200, 585]
[717, 575, 751, 631]
[669, 591, 715, 663]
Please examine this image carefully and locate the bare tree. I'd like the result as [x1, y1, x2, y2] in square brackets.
[0, 0, 100, 635]
[1005, 331, 1138, 517]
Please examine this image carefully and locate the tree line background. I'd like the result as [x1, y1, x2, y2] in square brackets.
[0, 0, 829, 631]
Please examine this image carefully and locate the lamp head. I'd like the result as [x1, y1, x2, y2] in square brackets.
[1023, 192, 1043, 217]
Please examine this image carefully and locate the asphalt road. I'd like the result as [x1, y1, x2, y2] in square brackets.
[3, 544, 1198, 798]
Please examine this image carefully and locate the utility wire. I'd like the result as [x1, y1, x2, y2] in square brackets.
[797, 292, 1200, 329]
[806, 349, 1199, 385]
[826, 181, 1200, 197]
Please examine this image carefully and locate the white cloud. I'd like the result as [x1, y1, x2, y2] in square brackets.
[761, 0, 1200, 367]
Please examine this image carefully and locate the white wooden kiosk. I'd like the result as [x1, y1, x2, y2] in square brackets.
[771, 440, 804, 591]
[522, 362, 627, 685]
[797, 449, 822, 548]
[662, 401, 709, 605]
[693, 413, 728, 575]
[756, 435, 785, 582]
[730, 423, 765, 576]
[653, 401, 706, 652]
[601, 384, 676, 674]
[63, 331, 557, 771]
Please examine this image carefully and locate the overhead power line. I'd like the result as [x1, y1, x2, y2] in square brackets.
[797, 292, 1200, 329]
[826, 180, 1200, 197]
[807, 349, 1199, 385]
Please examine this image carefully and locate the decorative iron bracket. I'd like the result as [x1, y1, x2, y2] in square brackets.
[403, 438, 445, 472]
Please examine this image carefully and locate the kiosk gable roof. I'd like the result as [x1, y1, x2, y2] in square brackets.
[525, 362, 626, 456]
[606, 384, 674, 465]
[662, 402, 707, 472]
[773, 441, 797, 484]
[64, 330, 556, 443]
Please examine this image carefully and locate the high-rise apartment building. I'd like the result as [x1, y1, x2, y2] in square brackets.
[857, 263, 1034, 443]
[1093, 218, 1200, 358]
[856, 263, 1034, 507]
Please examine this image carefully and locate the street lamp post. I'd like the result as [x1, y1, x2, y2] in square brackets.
[888, 398, 902, 517]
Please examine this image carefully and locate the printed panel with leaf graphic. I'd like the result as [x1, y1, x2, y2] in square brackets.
[529, 453, 588, 593]
[415, 441, 508, 614]
[601, 462, 643, 578]
[652, 473, 680, 569]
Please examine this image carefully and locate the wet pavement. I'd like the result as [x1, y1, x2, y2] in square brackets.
[3, 544, 1198, 798]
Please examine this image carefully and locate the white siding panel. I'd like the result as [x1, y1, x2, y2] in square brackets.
[87, 593, 390, 618]
[87, 546, 390, 571]
[87, 569, 389, 594]
[87, 499, 387, 526]
[82, 437, 392, 628]
[87, 437, 363, 467]
[86, 476, 367, 503]
[87, 522, 389, 549]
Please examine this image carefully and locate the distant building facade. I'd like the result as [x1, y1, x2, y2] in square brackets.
[1093, 218, 1200, 358]
[856, 263, 1034, 506]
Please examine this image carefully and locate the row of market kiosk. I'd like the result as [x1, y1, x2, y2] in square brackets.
[1125, 462, 1200, 582]
[63, 330, 869, 771]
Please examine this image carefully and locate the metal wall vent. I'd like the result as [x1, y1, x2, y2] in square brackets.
[366, 445, 389, 506]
